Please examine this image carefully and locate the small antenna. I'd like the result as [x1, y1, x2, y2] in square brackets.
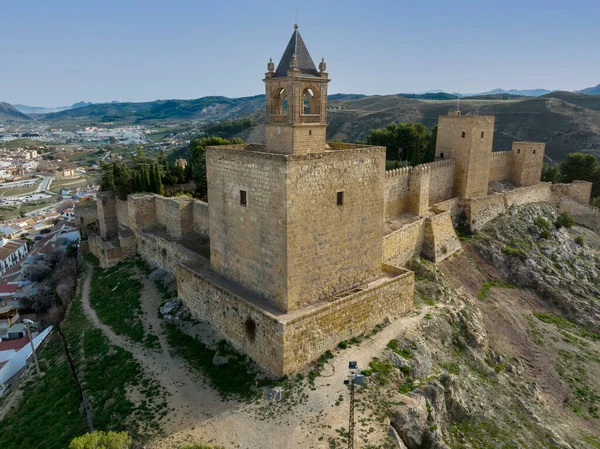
[295, 6, 298, 26]
[457, 85, 461, 113]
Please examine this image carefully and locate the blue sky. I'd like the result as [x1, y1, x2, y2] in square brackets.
[1, 0, 599, 107]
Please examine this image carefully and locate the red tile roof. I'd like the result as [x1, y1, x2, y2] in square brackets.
[0, 335, 29, 351]
[0, 284, 18, 294]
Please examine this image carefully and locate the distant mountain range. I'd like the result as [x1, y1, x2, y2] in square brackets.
[0, 102, 33, 121]
[12, 101, 93, 115]
[2, 85, 600, 162]
[577, 84, 600, 95]
[460, 88, 554, 97]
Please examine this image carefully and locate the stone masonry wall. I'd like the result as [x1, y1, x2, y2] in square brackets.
[428, 160, 455, 205]
[116, 199, 130, 228]
[74, 202, 98, 237]
[384, 168, 411, 220]
[97, 191, 118, 239]
[177, 264, 285, 374]
[489, 151, 513, 182]
[512, 142, 545, 187]
[555, 197, 600, 233]
[466, 184, 553, 231]
[384, 160, 454, 220]
[281, 266, 414, 373]
[192, 200, 209, 239]
[127, 194, 157, 232]
[137, 232, 204, 275]
[177, 263, 414, 375]
[422, 212, 462, 263]
[382, 218, 426, 267]
[552, 181, 593, 205]
[285, 147, 385, 311]
[206, 147, 289, 311]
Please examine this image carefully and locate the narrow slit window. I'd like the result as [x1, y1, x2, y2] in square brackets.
[240, 190, 247, 206]
[309, 129, 312, 135]
[440, 152, 444, 160]
[533, 149, 536, 154]
[336, 191, 344, 206]
[481, 131, 484, 138]
[461, 132, 466, 138]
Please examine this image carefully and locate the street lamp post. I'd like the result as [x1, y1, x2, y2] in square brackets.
[23, 319, 41, 375]
[345, 361, 365, 449]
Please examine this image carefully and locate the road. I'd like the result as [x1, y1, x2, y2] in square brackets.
[35, 175, 53, 193]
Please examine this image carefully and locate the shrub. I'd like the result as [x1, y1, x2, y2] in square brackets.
[503, 246, 526, 260]
[533, 216, 550, 231]
[555, 211, 574, 229]
[540, 229, 550, 239]
[337, 340, 348, 349]
[69, 431, 131, 449]
[575, 235, 584, 246]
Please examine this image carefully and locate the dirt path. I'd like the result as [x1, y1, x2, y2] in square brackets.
[154, 310, 426, 449]
[81, 264, 230, 434]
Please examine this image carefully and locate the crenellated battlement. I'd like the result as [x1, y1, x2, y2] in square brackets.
[491, 151, 512, 159]
[385, 159, 454, 178]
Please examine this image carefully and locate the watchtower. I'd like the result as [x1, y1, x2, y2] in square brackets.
[264, 25, 330, 154]
[435, 111, 495, 198]
[206, 26, 385, 313]
[511, 141, 545, 186]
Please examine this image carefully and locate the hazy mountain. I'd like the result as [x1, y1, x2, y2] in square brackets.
[13, 101, 93, 115]
[323, 93, 600, 161]
[461, 88, 553, 97]
[41, 95, 266, 124]
[577, 84, 600, 95]
[0, 102, 32, 121]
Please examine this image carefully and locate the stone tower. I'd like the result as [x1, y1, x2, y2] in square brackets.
[435, 112, 495, 198]
[264, 25, 330, 154]
[511, 141, 545, 187]
[206, 25, 385, 313]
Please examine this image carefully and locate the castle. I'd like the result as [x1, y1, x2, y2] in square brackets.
[77, 26, 599, 376]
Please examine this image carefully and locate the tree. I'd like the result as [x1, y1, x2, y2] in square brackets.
[100, 163, 116, 191]
[187, 136, 241, 200]
[559, 153, 600, 196]
[69, 431, 131, 449]
[366, 122, 432, 164]
[541, 163, 561, 183]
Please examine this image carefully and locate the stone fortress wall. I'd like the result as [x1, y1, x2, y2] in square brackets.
[80, 115, 598, 376]
[77, 26, 598, 376]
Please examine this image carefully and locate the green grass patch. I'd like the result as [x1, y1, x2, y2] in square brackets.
[503, 245, 527, 260]
[534, 313, 600, 342]
[164, 322, 271, 401]
[556, 350, 599, 420]
[0, 278, 165, 449]
[368, 357, 396, 385]
[477, 280, 515, 300]
[387, 339, 413, 359]
[89, 261, 158, 346]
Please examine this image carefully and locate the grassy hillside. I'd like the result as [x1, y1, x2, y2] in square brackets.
[41, 95, 265, 124]
[0, 102, 32, 121]
[324, 94, 600, 161]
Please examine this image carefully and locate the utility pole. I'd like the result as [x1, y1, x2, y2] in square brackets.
[348, 374, 355, 449]
[23, 319, 41, 375]
[345, 361, 364, 449]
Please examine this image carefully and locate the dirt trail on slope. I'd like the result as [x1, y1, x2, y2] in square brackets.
[153, 311, 426, 449]
[81, 264, 230, 434]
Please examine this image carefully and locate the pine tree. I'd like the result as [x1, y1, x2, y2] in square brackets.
[154, 163, 164, 195]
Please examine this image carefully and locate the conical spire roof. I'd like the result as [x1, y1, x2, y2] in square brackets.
[273, 25, 319, 78]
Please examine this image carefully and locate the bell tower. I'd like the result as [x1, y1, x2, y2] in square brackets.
[264, 25, 330, 154]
